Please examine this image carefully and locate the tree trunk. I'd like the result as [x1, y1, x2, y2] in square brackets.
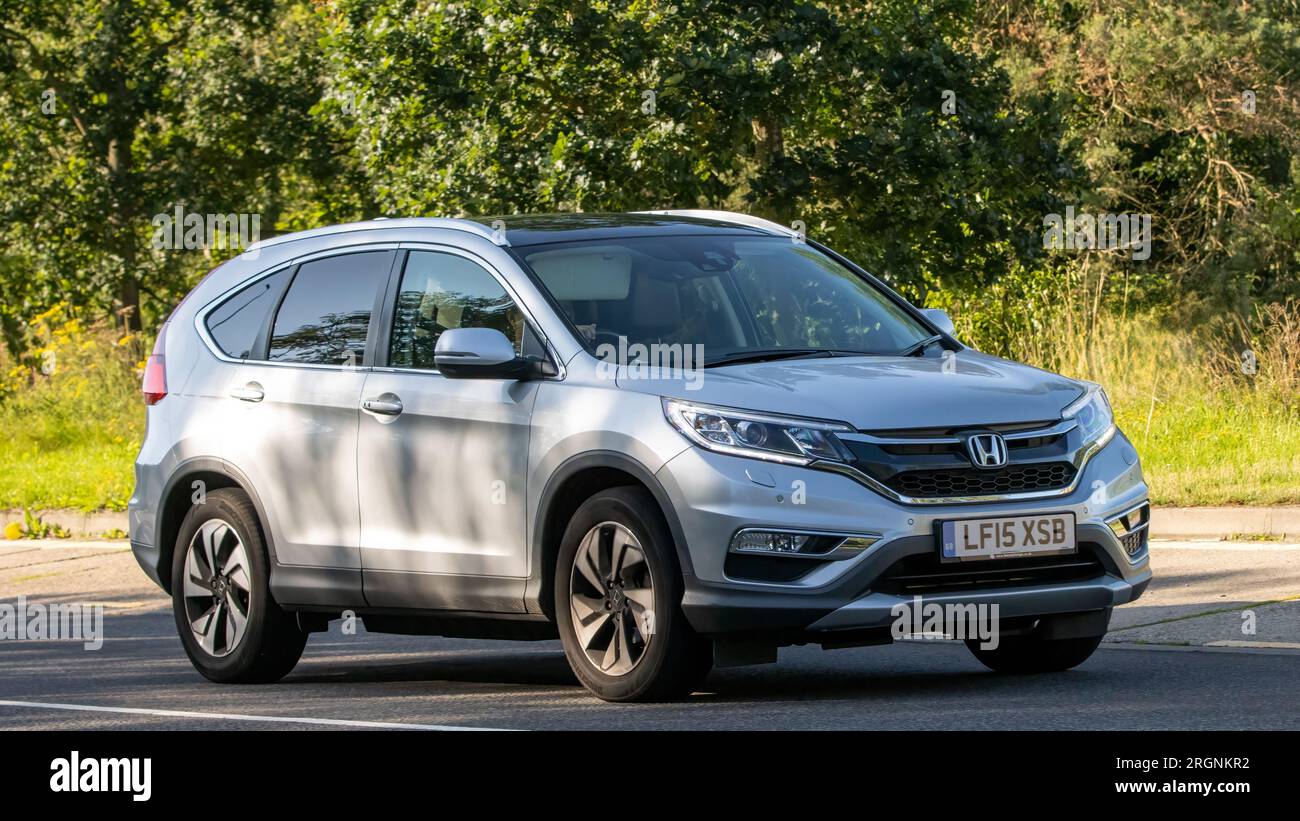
[751, 114, 792, 223]
[117, 276, 140, 331]
[106, 134, 142, 331]
[751, 115, 784, 168]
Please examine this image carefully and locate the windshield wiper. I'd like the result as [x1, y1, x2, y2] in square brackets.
[703, 348, 885, 368]
[703, 348, 832, 368]
[896, 335, 944, 357]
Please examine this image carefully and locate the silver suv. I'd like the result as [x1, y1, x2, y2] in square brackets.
[130, 210, 1152, 702]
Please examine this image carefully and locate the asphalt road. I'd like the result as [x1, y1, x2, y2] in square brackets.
[1, 540, 1297, 731]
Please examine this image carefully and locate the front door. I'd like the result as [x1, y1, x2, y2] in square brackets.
[357, 248, 538, 610]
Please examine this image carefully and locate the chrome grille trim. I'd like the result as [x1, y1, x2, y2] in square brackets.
[839, 417, 1077, 447]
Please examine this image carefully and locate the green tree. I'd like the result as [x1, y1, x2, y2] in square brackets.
[320, 0, 1073, 299]
[978, 0, 1300, 310]
[0, 0, 357, 347]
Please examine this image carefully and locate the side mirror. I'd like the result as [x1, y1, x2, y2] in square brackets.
[920, 308, 958, 339]
[435, 328, 533, 379]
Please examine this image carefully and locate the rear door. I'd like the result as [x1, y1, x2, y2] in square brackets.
[357, 247, 541, 611]
[219, 249, 395, 570]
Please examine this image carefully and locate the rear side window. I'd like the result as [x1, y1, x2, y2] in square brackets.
[205, 268, 291, 359]
[388, 251, 524, 370]
[268, 251, 391, 365]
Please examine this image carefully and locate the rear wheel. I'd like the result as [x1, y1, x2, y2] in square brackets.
[965, 632, 1104, 674]
[555, 487, 712, 702]
[171, 488, 307, 683]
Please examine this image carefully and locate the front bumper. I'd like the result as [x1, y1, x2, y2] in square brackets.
[655, 430, 1151, 639]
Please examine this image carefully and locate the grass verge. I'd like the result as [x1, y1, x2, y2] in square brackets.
[0, 306, 142, 511]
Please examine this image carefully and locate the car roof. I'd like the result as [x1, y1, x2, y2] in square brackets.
[240, 211, 791, 255]
[467, 212, 779, 247]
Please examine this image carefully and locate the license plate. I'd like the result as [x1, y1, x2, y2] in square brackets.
[940, 513, 1076, 562]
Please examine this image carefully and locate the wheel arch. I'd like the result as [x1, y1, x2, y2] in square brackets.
[155, 457, 275, 594]
[532, 451, 694, 621]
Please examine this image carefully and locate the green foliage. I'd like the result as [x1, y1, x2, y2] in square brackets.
[20, 508, 71, 538]
[0, 305, 142, 510]
[980, 0, 1300, 309]
[0, 0, 359, 346]
[3, 0, 1295, 331]
[320, 0, 1071, 300]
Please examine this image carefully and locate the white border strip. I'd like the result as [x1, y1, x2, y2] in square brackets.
[0, 700, 511, 731]
[1150, 541, 1300, 551]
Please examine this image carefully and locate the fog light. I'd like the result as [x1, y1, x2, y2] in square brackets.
[732, 531, 812, 554]
[729, 530, 880, 560]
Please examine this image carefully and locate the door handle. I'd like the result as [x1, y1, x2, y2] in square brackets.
[229, 382, 265, 402]
[361, 396, 403, 415]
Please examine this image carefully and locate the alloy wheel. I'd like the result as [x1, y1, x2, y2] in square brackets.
[568, 521, 656, 676]
[182, 519, 253, 658]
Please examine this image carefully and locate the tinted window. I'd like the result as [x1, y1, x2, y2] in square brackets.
[388, 251, 524, 370]
[206, 268, 291, 359]
[268, 252, 390, 365]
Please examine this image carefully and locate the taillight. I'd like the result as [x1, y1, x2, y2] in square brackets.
[142, 323, 168, 405]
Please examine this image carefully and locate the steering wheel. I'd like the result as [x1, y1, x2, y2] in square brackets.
[592, 330, 625, 353]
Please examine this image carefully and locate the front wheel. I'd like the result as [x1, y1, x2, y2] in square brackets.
[171, 488, 307, 683]
[965, 632, 1105, 674]
[555, 487, 712, 702]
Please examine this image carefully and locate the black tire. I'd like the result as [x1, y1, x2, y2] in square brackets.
[170, 488, 307, 683]
[555, 487, 713, 702]
[964, 632, 1105, 674]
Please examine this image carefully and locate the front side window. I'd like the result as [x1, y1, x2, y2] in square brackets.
[521, 235, 931, 361]
[388, 250, 525, 370]
[268, 251, 391, 365]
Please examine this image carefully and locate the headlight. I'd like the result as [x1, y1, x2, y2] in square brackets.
[663, 399, 854, 466]
[1062, 384, 1116, 448]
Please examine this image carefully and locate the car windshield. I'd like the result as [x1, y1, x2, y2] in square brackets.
[519, 234, 931, 363]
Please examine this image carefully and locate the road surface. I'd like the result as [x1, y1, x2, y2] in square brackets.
[1, 539, 1296, 730]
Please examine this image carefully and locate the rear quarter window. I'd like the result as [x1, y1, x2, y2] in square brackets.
[205, 268, 292, 359]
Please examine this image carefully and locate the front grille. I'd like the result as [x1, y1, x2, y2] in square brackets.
[873, 546, 1107, 595]
[887, 462, 1076, 498]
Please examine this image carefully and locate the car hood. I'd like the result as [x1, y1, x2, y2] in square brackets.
[614, 350, 1084, 430]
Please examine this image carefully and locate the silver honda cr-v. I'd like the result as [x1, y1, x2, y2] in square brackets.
[130, 210, 1152, 702]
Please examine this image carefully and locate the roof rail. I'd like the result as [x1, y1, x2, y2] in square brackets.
[635, 209, 800, 238]
[242, 217, 510, 254]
